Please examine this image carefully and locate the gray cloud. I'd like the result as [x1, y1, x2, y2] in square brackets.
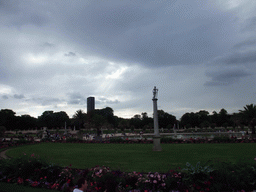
[242, 16, 256, 32]
[13, 94, 25, 99]
[49, 1, 235, 67]
[205, 67, 252, 86]
[32, 97, 62, 106]
[42, 42, 55, 48]
[233, 39, 256, 50]
[96, 97, 120, 105]
[67, 93, 86, 105]
[1, 1, 256, 119]
[1, 95, 8, 100]
[64, 52, 76, 57]
[214, 51, 256, 65]
[0, 0, 49, 27]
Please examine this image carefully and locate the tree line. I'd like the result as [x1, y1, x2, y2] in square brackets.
[0, 104, 255, 134]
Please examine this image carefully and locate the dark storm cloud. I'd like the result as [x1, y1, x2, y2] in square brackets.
[56, 1, 235, 67]
[214, 51, 256, 65]
[0, 0, 49, 27]
[1, 0, 256, 119]
[205, 67, 251, 86]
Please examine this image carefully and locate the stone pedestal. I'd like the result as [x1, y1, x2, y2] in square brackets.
[251, 134, 256, 139]
[94, 136, 102, 141]
[42, 127, 47, 138]
[153, 136, 162, 151]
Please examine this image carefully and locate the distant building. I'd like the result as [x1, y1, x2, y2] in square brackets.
[87, 97, 95, 113]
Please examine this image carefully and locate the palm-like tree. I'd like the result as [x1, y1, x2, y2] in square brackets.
[73, 110, 86, 129]
[239, 104, 256, 136]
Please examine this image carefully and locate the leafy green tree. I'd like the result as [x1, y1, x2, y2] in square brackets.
[0, 126, 6, 140]
[218, 108, 230, 127]
[0, 109, 17, 130]
[157, 110, 176, 129]
[118, 119, 129, 131]
[130, 114, 142, 129]
[239, 104, 256, 135]
[38, 111, 54, 128]
[16, 115, 38, 130]
[180, 112, 199, 128]
[53, 111, 70, 128]
[141, 112, 153, 128]
[38, 111, 70, 128]
[196, 110, 210, 124]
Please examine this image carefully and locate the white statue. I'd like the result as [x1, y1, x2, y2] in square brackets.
[153, 86, 158, 99]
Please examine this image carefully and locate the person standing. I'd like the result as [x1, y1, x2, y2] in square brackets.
[73, 177, 88, 192]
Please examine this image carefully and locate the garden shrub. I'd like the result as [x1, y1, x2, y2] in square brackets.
[65, 138, 82, 143]
[1, 156, 256, 191]
[212, 136, 231, 143]
[160, 137, 176, 143]
[109, 138, 124, 143]
[15, 138, 30, 145]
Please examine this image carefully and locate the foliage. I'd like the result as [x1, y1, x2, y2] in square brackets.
[38, 111, 70, 129]
[65, 138, 82, 143]
[210, 160, 256, 191]
[182, 162, 214, 191]
[212, 136, 231, 143]
[15, 138, 31, 145]
[160, 137, 176, 143]
[0, 126, 6, 138]
[1, 156, 256, 191]
[239, 104, 256, 134]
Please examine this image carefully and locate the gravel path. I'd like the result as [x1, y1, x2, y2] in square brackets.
[0, 149, 10, 159]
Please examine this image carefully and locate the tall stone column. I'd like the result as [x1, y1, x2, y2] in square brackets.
[152, 86, 162, 151]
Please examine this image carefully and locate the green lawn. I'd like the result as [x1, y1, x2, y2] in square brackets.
[6, 143, 256, 172]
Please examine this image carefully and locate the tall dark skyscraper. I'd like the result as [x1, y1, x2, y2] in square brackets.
[87, 97, 95, 113]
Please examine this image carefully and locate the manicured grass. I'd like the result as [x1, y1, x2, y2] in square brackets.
[6, 143, 256, 172]
[0, 182, 58, 192]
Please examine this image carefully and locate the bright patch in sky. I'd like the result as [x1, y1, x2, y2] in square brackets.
[0, 85, 13, 95]
[26, 53, 48, 65]
[106, 66, 127, 79]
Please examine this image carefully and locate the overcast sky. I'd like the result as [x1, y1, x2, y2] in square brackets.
[1, 0, 256, 119]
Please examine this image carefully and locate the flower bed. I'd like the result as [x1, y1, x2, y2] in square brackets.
[1, 154, 256, 191]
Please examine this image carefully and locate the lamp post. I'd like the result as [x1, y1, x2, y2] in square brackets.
[152, 86, 162, 151]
